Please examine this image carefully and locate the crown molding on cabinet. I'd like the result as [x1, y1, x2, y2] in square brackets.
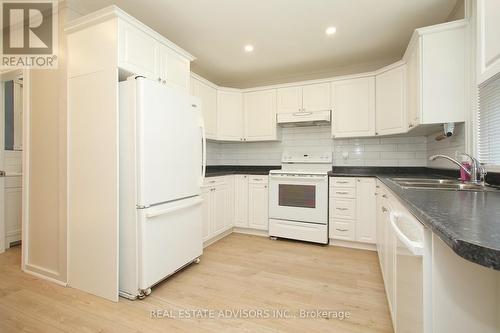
[65, 5, 196, 62]
[403, 19, 467, 61]
[193, 60, 407, 94]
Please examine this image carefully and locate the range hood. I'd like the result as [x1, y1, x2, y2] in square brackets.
[277, 110, 331, 127]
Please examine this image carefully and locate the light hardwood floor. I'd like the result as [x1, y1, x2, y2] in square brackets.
[0, 234, 393, 332]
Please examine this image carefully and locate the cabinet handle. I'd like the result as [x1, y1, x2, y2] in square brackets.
[336, 228, 349, 232]
[264, 186, 268, 189]
[253, 178, 263, 181]
[336, 181, 349, 184]
[158, 78, 162, 82]
[209, 180, 216, 184]
[382, 207, 388, 213]
[382, 194, 388, 198]
[336, 207, 348, 211]
[374, 193, 378, 196]
[336, 191, 349, 195]
[162, 80, 166, 84]
[376, 185, 380, 189]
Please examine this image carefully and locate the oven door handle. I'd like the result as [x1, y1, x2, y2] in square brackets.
[269, 175, 327, 182]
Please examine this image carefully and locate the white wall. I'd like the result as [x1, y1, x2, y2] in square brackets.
[207, 126, 429, 167]
[427, 123, 466, 169]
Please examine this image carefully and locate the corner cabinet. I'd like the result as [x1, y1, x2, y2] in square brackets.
[244, 89, 278, 141]
[477, 0, 500, 84]
[216, 89, 245, 141]
[404, 20, 466, 127]
[376, 64, 407, 136]
[331, 77, 376, 138]
[191, 77, 218, 139]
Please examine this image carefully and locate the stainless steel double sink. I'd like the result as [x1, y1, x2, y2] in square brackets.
[389, 178, 500, 192]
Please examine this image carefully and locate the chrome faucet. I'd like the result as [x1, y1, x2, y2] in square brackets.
[429, 154, 487, 185]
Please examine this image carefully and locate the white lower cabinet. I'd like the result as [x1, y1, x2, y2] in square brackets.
[202, 177, 233, 242]
[234, 175, 249, 227]
[203, 175, 268, 242]
[247, 177, 269, 230]
[329, 177, 376, 244]
[4, 176, 22, 247]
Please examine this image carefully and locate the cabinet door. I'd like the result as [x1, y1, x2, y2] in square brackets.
[212, 183, 230, 235]
[277, 86, 302, 114]
[201, 187, 212, 241]
[477, 0, 500, 84]
[192, 78, 217, 139]
[234, 175, 249, 227]
[384, 203, 396, 316]
[244, 89, 277, 141]
[248, 182, 269, 230]
[302, 83, 331, 112]
[118, 21, 159, 80]
[355, 178, 376, 244]
[217, 90, 244, 141]
[376, 65, 407, 136]
[331, 77, 375, 138]
[159, 45, 190, 91]
[406, 41, 421, 128]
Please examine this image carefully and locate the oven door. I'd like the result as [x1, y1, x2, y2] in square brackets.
[269, 174, 328, 224]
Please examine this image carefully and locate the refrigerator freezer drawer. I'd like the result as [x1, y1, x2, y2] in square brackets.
[138, 197, 203, 290]
[119, 196, 203, 298]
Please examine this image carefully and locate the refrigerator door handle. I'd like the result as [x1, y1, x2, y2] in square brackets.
[145, 198, 203, 219]
[199, 119, 207, 184]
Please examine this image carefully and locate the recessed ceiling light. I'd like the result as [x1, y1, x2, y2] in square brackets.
[325, 26, 337, 35]
[244, 44, 254, 52]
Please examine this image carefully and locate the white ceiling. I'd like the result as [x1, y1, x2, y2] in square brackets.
[68, 0, 461, 88]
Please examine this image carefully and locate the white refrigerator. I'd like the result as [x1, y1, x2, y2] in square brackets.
[118, 77, 206, 299]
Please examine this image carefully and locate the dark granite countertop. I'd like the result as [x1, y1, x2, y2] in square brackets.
[329, 167, 500, 271]
[206, 165, 280, 177]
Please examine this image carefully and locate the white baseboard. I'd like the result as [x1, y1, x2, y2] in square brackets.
[329, 239, 377, 251]
[203, 228, 233, 248]
[232, 227, 268, 237]
[23, 266, 68, 287]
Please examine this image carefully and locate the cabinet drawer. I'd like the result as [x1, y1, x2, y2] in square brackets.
[204, 176, 228, 187]
[248, 176, 268, 184]
[330, 221, 355, 241]
[330, 198, 356, 220]
[330, 187, 356, 199]
[330, 177, 356, 188]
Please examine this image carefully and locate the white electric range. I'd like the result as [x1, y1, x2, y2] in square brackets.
[268, 152, 332, 244]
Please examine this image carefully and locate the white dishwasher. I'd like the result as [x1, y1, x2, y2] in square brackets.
[390, 210, 424, 333]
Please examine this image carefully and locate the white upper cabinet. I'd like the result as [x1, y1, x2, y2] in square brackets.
[477, 0, 500, 84]
[244, 89, 278, 141]
[191, 77, 217, 139]
[217, 89, 245, 141]
[117, 16, 192, 92]
[302, 83, 331, 112]
[158, 45, 190, 90]
[404, 21, 466, 126]
[376, 64, 407, 136]
[331, 77, 376, 138]
[277, 83, 331, 114]
[277, 86, 302, 114]
[118, 21, 159, 79]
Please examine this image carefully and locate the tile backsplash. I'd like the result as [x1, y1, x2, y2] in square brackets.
[207, 125, 433, 167]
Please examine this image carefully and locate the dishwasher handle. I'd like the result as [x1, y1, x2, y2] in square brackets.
[389, 211, 424, 256]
